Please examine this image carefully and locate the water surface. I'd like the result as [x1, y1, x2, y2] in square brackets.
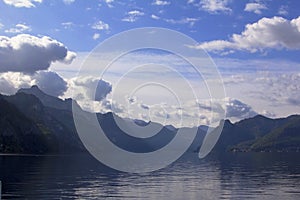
[0, 153, 299, 199]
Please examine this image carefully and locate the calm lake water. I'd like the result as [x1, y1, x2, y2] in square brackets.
[0, 153, 299, 199]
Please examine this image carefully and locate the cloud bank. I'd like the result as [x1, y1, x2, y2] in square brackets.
[194, 16, 300, 53]
[0, 71, 68, 97]
[0, 34, 76, 73]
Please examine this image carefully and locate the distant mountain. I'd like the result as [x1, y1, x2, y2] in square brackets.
[1, 86, 204, 154]
[213, 115, 300, 152]
[249, 115, 300, 152]
[0, 86, 299, 155]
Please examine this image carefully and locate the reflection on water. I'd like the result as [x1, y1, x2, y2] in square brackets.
[0, 153, 299, 199]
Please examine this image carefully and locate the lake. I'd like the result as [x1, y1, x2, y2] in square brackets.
[0, 153, 299, 199]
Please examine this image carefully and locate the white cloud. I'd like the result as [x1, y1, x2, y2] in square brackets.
[128, 10, 144, 15]
[152, 0, 170, 6]
[199, 0, 231, 14]
[0, 69, 258, 126]
[0, 72, 32, 94]
[92, 20, 109, 30]
[63, 0, 75, 5]
[224, 97, 257, 119]
[151, 14, 160, 20]
[68, 76, 112, 101]
[103, 0, 114, 7]
[93, 33, 100, 40]
[120, 96, 257, 126]
[0, 23, 3, 29]
[50, 51, 300, 126]
[61, 22, 74, 29]
[254, 73, 300, 107]
[0, 34, 76, 73]
[193, 16, 300, 53]
[244, 2, 267, 14]
[62, 76, 117, 114]
[192, 97, 257, 122]
[0, 71, 67, 97]
[278, 5, 288, 16]
[3, 0, 42, 8]
[122, 10, 144, 22]
[5, 24, 31, 33]
[0, 76, 17, 95]
[164, 17, 199, 26]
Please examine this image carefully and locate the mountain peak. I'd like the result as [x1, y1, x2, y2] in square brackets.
[17, 85, 77, 111]
[18, 85, 45, 95]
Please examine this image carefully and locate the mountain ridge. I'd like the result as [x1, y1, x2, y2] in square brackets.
[0, 86, 299, 154]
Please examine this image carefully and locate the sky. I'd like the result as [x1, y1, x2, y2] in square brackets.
[0, 0, 300, 127]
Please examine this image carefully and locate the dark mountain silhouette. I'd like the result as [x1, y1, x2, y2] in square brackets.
[0, 85, 299, 155]
[1, 91, 84, 153]
[18, 85, 74, 111]
[0, 95, 56, 153]
[213, 115, 300, 152]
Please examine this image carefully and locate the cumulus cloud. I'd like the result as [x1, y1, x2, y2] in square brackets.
[63, 77, 123, 114]
[0, 72, 33, 94]
[33, 71, 68, 97]
[122, 10, 144, 22]
[0, 34, 76, 73]
[152, 0, 170, 6]
[97, 99, 124, 114]
[5, 24, 31, 33]
[95, 79, 112, 101]
[244, 2, 267, 14]
[224, 97, 257, 119]
[69, 76, 112, 101]
[3, 0, 42, 8]
[0, 76, 16, 95]
[194, 16, 300, 53]
[92, 20, 109, 30]
[199, 98, 255, 123]
[0, 71, 68, 97]
[199, 0, 231, 14]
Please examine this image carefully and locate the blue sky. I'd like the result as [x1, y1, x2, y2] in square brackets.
[0, 0, 300, 127]
[1, 0, 299, 56]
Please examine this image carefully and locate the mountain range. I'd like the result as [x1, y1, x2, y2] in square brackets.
[0, 86, 299, 154]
